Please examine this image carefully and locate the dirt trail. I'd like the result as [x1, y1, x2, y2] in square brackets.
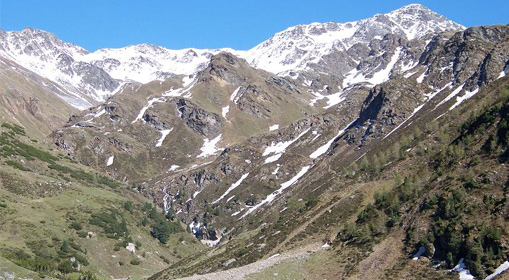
[174, 242, 324, 280]
[266, 180, 360, 257]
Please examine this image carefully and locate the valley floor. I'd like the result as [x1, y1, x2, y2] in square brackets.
[174, 242, 326, 280]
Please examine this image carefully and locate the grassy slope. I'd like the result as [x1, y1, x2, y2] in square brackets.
[0, 124, 205, 279]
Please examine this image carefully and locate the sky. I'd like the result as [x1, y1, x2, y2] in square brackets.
[0, 0, 507, 52]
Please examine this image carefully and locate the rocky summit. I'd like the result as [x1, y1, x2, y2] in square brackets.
[0, 4, 509, 280]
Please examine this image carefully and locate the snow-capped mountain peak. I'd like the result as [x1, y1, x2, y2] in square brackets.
[243, 4, 465, 75]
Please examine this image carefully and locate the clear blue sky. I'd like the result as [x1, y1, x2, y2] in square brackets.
[0, 0, 507, 52]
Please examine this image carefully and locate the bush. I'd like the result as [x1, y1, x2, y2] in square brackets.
[130, 259, 141, 265]
[70, 221, 82, 231]
[77, 231, 88, 238]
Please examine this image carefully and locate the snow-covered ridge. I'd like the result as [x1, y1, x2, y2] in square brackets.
[243, 4, 464, 75]
[0, 4, 464, 109]
[80, 45, 245, 84]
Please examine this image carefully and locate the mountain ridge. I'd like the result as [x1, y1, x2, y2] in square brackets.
[0, 4, 465, 109]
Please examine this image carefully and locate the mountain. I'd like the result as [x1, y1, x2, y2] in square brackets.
[0, 4, 463, 110]
[244, 4, 464, 76]
[2, 3, 509, 280]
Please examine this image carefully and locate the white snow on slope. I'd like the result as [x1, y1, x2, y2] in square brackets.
[81, 45, 244, 84]
[230, 86, 242, 104]
[263, 128, 310, 164]
[416, 71, 427, 83]
[243, 4, 463, 76]
[212, 173, 250, 204]
[197, 135, 222, 158]
[342, 47, 402, 88]
[310, 120, 356, 159]
[164, 75, 198, 98]
[449, 87, 479, 111]
[498, 65, 508, 79]
[240, 165, 311, 219]
[156, 128, 173, 147]
[452, 258, 475, 280]
[106, 155, 114, 166]
[412, 246, 426, 260]
[94, 109, 106, 118]
[485, 261, 509, 280]
[222, 105, 230, 119]
[132, 97, 165, 123]
[168, 165, 180, 172]
[269, 124, 279, 131]
[435, 84, 465, 109]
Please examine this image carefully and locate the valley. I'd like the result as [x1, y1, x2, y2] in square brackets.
[0, 3, 508, 280]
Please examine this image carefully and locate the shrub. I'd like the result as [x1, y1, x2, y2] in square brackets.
[130, 259, 141, 265]
[70, 221, 82, 231]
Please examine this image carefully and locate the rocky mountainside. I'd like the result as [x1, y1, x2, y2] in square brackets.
[148, 25, 509, 279]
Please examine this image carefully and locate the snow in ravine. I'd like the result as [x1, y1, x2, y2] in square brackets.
[132, 97, 165, 123]
[416, 71, 427, 83]
[212, 173, 249, 204]
[452, 258, 475, 280]
[106, 155, 114, 166]
[197, 135, 222, 158]
[435, 83, 465, 109]
[230, 86, 242, 104]
[263, 128, 310, 164]
[411, 246, 425, 260]
[241, 165, 311, 219]
[449, 87, 479, 111]
[310, 120, 356, 159]
[485, 261, 509, 280]
[156, 128, 173, 147]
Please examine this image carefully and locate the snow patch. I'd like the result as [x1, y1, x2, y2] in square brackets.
[342, 47, 402, 88]
[485, 261, 509, 280]
[201, 236, 221, 247]
[230, 86, 242, 104]
[156, 128, 173, 147]
[241, 165, 311, 219]
[106, 156, 114, 167]
[269, 124, 279, 131]
[435, 84, 465, 109]
[449, 87, 479, 111]
[212, 173, 249, 204]
[412, 246, 425, 260]
[197, 135, 222, 158]
[416, 71, 426, 83]
[498, 64, 508, 79]
[132, 97, 165, 123]
[310, 120, 355, 159]
[452, 258, 475, 280]
[272, 164, 281, 175]
[263, 128, 310, 164]
[222, 105, 230, 119]
[168, 165, 180, 172]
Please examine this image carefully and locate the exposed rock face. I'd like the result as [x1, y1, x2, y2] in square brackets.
[177, 99, 223, 138]
[342, 25, 509, 146]
[420, 25, 509, 91]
